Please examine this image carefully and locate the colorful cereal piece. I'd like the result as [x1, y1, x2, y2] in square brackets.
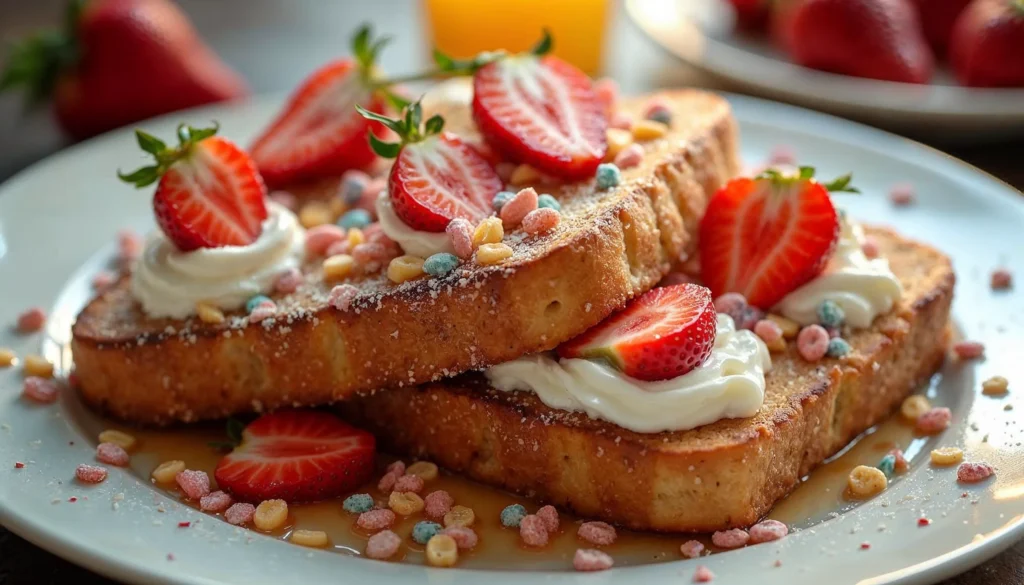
[889, 183, 915, 206]
[711, 528, 749, 549]
[472, 217, 504, 247]
[578, 521, 617, 545]
[425, 533, 459, 567]
[443, 505, 475, 528]
[323, 253, 356, 281]
[274, 268, 303, 294]
[22, 355, 54, 378]
[341, 170, 371, 204]
[981, 376, 1009, 396]
[847, 465, 887, 498]
[357, 508, 396, 531]
[200, 490, 233, 512]
[0, 347, 15, 368]
[97, 429, 136, 450]
[388, 491, 425, 516]
[195, 302, 225, 324]
[492, 190, 515, 212]
[753, 319, 783, 345]
[595, 163, 621, 189]
[151, 460, 185, 483]
[680, 540, 705, 558]
[412, 520, 444, 544]
[826, 337, 852, 357]
[96, 442, 130, 467]
[509, 163, 542, 185]
[175, 469, 211, 500]
[614, 143, 644, 169]
[378, 470, 399, 492]
[365, 529, 402, 560]
[889, 448, 909, 472]
[877, 454, 897, 477]
[305, 225, 346, 256]
[92, 270, 116, 290]
[797, 325, 830, 362]
[861, 236, 880, 259]
[693, 565, 716, 583]
[900, 395, 931, 420]
[328, 284, 359, 312]
[446, 219, 475, 259]
[343, 493, 375, 514]
[930, 447, 964, 466]
[769, 144, 796, 165]
[519, 514, 549, 547]
[475, 243, 513, 265]
[22, 377, 58, 403]
[816, 300, 845, 328]
[269, 191, 297, 210]
[442, 526, 479, 550]
[536, 193, 561, 211]
[299, 201, 332, 228]
[593, 77, 618, 113]
[606, 128, 633, 159]
[424, 253, 460, 277]
[748, 519, 789, 543]
[290, 529, 329, 548]
[916, 407, 952, 434]
[224, 502, 256, 525]
[574, 548, 614, 572]
[522, 208, 560, 235]
[990, 268, 1012, 290]
[424, 490, 454, 519]
[500, 504, 528, 528]
[957, 462, 994, 483]
[394, 473, 425, 494]
[118, 229, 143, 262]
[245, 295, 273, 313]
[536, 504, 559, 532]
[75, 464, 108, 484]
[500, 187, 539, 228]
[643, 98, 672, 126]
[387, 255, 425, 284]
[248, 302, 277, 324]
[386, 460, 406, 476]
[609, 110, 632, 130]
[352, 242, 391, 272]
[953, 341, 985, 360]
[338, 209, 373, 229]
[16, 307, 46, 333]
[631, 119, 668, 140]
[254, 499, 288, 531]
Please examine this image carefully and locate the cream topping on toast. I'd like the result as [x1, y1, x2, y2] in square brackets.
[375, 193, 455, 257]
[775, 214, 902, 328]
[485, 314, 771, 433]
[132, 202, 305, 318]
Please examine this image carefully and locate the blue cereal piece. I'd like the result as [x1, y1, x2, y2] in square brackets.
[338, 209, 373, 229]
[595, 163, 621, 190]
[424, 253, 459, 276]
[827, 337, 852, 357]
[537, 194, 561, 211]
[500, 504, 527, 528]
[245, 295, 272, 313]
[816, 300, 846, 328]
[877, 454, 896, 478]
[411, 521, 444, 544]
[341, 177, 366, 205]
[646, 107, 672, 126]
[492, 191, 515, 212]
[342, 493, 374, 514]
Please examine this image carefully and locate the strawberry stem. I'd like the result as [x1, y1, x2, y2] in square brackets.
[0, 0, 83, 104]
[117, 123, 220, 188]
[756, 166, 859, 194]
[356, 98, 444, 158]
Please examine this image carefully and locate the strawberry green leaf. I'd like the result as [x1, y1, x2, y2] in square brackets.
[368, 133, 401, 159]
[355, 104, 407, 135]
[135, 130, 166, 155]
[822, 173, 859, 194]
[530, 29, 554, 56]
[117, 166, 160, 188]
[225, 417, 245, 446]
[382, 89, 411, 111]
[352, 25, 371, 66]
[798, 166, 816, 179]
[424, 114, 445, 136]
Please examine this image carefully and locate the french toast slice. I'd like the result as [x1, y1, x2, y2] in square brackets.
[71, 89, 739, 425]
[340, 226, 954, 532]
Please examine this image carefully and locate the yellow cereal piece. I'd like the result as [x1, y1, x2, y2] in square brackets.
[767, 314, 800, 339]
[900, 395, 931, 421]
[631, 119, 669, 141]
[388, 491, 425, 516]
[299, 202, 332, 228]
[0, 348, 16, 368]
[195, 302, 225, 325]
[509, 164, 541, 185]
[290, 529, 329, 547]
[443, 505, 475, 528]
[472, 217, 504, 247]
[23, 355, 53, 378]
[98, 429, 137, 451]
[605, 128, 633, 160]
[930, 447, 964, 466]
[476, 243, 513, 265]
[765, 337, 787, 353]
[406, 461, 439, 481]
[847, 465, 887, 499]
[346, 227, 365, 248]
[329, 197, 348, 219]
[254, 499, 289, 531]
[425, 533, 458, 567]
[981, 376, 1009, 396]
[323, 254, 355, 281]
[151, 460, 186, 483]
[387, 255, 426, 284]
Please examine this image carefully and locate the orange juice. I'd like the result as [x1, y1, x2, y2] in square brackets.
[424, 0, 611, 74]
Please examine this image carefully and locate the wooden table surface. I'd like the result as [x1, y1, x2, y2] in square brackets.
[0, 1, 1021, 583]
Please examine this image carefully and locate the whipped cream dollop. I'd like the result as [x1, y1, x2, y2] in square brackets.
[132, 202, 306, 319]
[774, 215, 902, 329]
[376, 193, 454, 257]
[485, 314, 772, 433]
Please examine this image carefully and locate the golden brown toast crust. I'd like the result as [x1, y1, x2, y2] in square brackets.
[341, 226, 955, 532]
[71, 90, 739, 425]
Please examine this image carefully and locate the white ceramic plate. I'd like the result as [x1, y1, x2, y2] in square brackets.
[1, 93, 1023, 585]
[625, 0, 1024, 141]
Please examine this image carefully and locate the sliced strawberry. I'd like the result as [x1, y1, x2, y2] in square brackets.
[558, 284, 718, 381]
[699, 168, 847, 309]
[214, 411, 376, 503]
[119, 125, 267, 251]
[472, 55, 607, 181]
[250, 59, 385, 189]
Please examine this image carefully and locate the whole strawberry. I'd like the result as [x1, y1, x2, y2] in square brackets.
[729, 0, 774, 30]
[0, 0, 247, 140]
[950, 0, 1024, 87]
[911, 0, 974, 53]
[787, 0, 935, 83]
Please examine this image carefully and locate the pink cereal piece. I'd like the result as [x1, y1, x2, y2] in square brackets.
[693, 565, 716, 583]
[224, 502, 256, 525]
[593, 77, 619, 115]
[680, 539, 705, 558]
[522, 208, 560, 235]
[748, 519, 789, 543]
[520, 514, 549, 547]
[827, 326, 842, 339]
[660, 272, 695, 286]
[274, 267, 303, 294]
[118, 230, 143, 261]
[22, 377, 59, 404]
[386, 460, 406, 476]
[609, 110, 633, 130]
[268, 191, 297, 210]
[990, 268, 1012, 290]
[889, 183, 916, 206]
[329, 284, 359, 312]
[353, 242, 389, 272]
[424, 490, 454, 519]
[574, 548, 614, 572]
[446, 218, 475, 260]
[75, 464, 108, 484]
[500, 187, 539, 228]
[175, 469, 211, 500]
[92, 270, 116, 290]
[916, 407, 952, 434]
[536, 504, 560, 532]
[358, 179, 387, 214]
[861, 236, 880, 259]
[711, 528, 750, 549]
[613, 143, 644, 169]
[953, 341, 984, 360]
[365, 529, 402, 559]
[394, 473, 424, 494]
[305, 225, 347, 256]
[96, 442, 130, 467]
[578, 521, 617, 546]
[753, 319, 783, 345]
[16, 307, 46, 333]
[957, 461, 994, 483]
[769, 144, 796, 165]
[797, 324, 830, 362]
[378, 470, 399, 492]
[248, 303, 277, 323]
[357, 508, 397, 531]
[443, 526, 479, 550]
[199, 490, 233, 512]
[326, 240, 352, 257]
[889, 448, 909, 472]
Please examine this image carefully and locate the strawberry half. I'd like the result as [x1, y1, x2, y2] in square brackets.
[358, 100, 500, 232]
[214, 411, 376, 503]
[464, 33, 607, 181]
[557, 284, 718, 381]
[118, 124, 267, 251]
[699, 167, 853, 309]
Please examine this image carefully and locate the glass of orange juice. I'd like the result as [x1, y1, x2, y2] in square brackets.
[423, 0, 612, 74]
